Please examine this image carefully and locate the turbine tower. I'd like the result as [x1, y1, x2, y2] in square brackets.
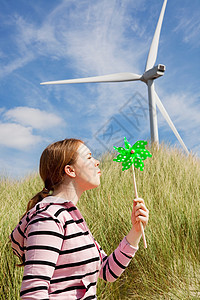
[41, 0, 189, 155]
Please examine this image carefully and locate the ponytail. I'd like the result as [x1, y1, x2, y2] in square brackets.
[20, 188, 50, 221]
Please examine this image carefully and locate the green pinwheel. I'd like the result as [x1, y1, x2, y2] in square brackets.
[113, 137, 152, 171]
[113, 137, 152, 249]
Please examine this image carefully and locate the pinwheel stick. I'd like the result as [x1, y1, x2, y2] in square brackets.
[131, 164, 147, 249]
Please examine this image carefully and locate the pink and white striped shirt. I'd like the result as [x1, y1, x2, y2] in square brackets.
[10, 196, 138, 299]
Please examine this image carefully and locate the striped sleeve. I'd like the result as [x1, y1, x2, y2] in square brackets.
[98, 237, 138, 282]
[20, 216, 64, 299]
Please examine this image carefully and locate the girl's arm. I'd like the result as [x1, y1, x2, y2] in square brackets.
[98, 198, 149, 282]
[98, 237, 138, 282]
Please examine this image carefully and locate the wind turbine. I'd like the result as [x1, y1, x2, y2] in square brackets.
[41, 0, 189, 155]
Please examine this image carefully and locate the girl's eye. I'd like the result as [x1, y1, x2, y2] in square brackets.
[88, 156, 92, 159]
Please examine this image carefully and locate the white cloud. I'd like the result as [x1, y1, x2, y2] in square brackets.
[173, 7, 200, 48]
[0, 123, 42, 150]
[60, 0, 146, 75]
[3, 0, 147, 78]
[4, 107, 64, 130]
[42, 0, 148, 123]
[0, 107, 5, 114]
[0, 53, 34, 78]
[157, 91, 200, 131]
[155, 89, 200, 155]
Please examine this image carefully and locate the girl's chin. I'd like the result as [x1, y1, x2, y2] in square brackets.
[87, 181, 101, 190]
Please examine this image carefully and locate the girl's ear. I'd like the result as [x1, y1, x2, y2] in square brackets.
[64, 165, 76, 178]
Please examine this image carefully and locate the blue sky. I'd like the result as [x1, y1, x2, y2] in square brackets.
[0, 0, 200, 178]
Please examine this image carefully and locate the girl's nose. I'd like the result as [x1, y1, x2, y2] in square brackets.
[95, 159, 100, 167]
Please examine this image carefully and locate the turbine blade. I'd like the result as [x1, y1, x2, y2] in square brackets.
[154, 89, 189, 155]
[145, 0, 168, 71]
[40, 73, 142, 85]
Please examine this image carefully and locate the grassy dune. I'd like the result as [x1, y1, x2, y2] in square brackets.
[0, 144, 200, 299]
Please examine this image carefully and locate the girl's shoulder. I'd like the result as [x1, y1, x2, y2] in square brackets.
[29, 199, 82, 227]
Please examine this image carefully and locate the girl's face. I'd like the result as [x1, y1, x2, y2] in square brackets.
[73, 143, 101, 191]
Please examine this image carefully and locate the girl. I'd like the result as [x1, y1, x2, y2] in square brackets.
[10, 138, 149, 299]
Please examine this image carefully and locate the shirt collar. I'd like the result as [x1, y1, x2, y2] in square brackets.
[41, 195, 71, 205]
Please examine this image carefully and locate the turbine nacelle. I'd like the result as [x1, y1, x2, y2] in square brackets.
[142, 64, 165, 83]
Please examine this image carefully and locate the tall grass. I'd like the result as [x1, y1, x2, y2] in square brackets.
[1, 144, 200, 299]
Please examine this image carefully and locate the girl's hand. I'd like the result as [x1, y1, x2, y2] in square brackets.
[131, 198, 149, 232]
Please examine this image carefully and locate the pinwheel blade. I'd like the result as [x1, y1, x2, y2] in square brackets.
[40, 73, 142, 85]
[145, 0, 168, 72]
[154, 89, 189, 155]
